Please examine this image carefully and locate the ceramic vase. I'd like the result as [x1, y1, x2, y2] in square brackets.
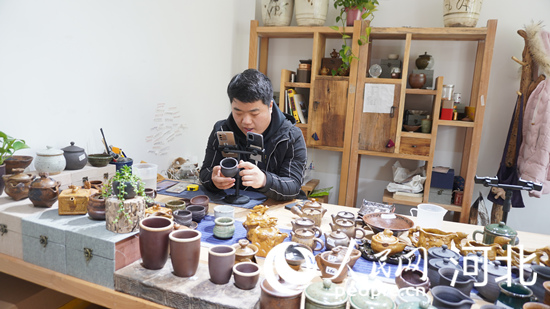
[409, 73, 426, 89]
[261, 0, 294, 26]
[139, 216, 174, 269]
[208, 245, 236, 284]
[443, 0, 483, 27]
[295, 0, 328, 26]
[169, 229, 201, 277]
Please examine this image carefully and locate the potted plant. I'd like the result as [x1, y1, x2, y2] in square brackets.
[330, 0, 379, 76]
[0, 131, 30, 195]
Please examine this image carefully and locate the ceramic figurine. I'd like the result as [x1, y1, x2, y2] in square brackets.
[247, 217, 288, 258]
[408, 226, 468, 250]
[242, 205, 271, 233]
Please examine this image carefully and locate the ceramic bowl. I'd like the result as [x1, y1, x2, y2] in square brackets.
[187, 205, 206, 223]
[87, 153, 113, 167]
[395, 268, 430, 293]
[233, 262, 260, 290]
[362, 213, 414, 236]
[190, 195, 210, 212]
[4, 155, 34, 174]
[172, 209, 192, 227]
[165, 200, 186, 212]
[388, 53, 399, 60]
[214, 205, 235, 218]
[403, 125, 421, 132]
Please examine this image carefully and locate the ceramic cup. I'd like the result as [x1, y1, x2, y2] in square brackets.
[187, 205, 206, 222]
[465, 106, 476, 120]
[169, 229, 201, 277]
[497, 282, 536, 309]
[233, 262, 260, 290]
[213, 217, 235, 239]
[523, 303, 550, 309]
[208, 245, 236, 284]
[172, 209, 192, 227]
[410, 203, 447, 230]
[165, 199, 186, 212]
[190, 195, 210, 212]
[220, 157, 239, 177]
[139, 216, 174, 270]
[214, 205, 235, 219]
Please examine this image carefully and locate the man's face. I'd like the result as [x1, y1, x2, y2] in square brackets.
[231, 98, 272, 135]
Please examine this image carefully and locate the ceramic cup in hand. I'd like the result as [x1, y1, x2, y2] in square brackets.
[220, 157, 239, 177]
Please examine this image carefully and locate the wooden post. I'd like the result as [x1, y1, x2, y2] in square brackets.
[105, 196, 145, 234]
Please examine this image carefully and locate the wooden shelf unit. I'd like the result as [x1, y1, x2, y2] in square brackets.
[248, 19, 497, 223]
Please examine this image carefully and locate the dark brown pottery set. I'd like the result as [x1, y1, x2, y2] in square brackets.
[169, 229, 201, 277]
[28, 172, 60, 207]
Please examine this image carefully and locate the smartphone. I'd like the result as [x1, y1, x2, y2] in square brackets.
[216, 131, 237, 157]
[247, 132, 264, 162]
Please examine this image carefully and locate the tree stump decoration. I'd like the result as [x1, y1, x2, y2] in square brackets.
[106, 196, 145, 233]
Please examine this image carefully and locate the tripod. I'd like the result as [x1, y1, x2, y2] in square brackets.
[474, 175, 542, 223]
[219, 145, 265, 205]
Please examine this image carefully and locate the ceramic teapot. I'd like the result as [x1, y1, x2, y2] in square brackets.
[304, 279, 348, 309]
[330, 218, 366, 239]
[28, 172, 60, 207]
[473, 222, 519, 249]
[247, 217, 288, 258]
[324, 229, 350, 251]
[233, 239, 258, 264]
[476, 260, 508, 303]
[315, 247, 351, 283]
[290, 228, 324, 251]
[371, 229, 408, 256]
[291, 206, 326, 226]
[290, 217, 322, 237]
[2, 168, 33, 200]
[408, 226, 468, 250]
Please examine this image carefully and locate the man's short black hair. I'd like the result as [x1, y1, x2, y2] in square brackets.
[227, 69, 273, 106]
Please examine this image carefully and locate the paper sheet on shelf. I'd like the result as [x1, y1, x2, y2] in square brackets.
[363, 83, 395, 113]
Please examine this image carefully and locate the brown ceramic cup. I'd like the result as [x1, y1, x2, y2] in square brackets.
[139, 216, 174, 270]
[208, 245, 236, 284]
[233, 262, 260, 290]
[187, 205, 206, 223]
[169, 229, 201, 277]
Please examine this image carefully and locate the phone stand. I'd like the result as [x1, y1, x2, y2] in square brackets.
[219, 145, 265, 205]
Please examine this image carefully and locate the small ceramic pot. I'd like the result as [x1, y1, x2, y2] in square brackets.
[208, 245, 236, 284]
[28, 172, 60, 207]
[220, 157, 239, 177]
[87, 193, 106, 220]
[2, 168, 33, 200]
[497, 282, 536, 309]
[139, 216, 174, 270]
[305, 278, 348, 309]
[395, 268, 430, 293]
[172, 209, 192, 227]
[415, 52, 434, 70]
[190, 195, 210, 212]
[62, 141, 87, 170]
[324, 229, 350, 251]
[427, 257, 463, 287]
[409, 73, 427, 89]
[214, 205, 234, 218]
[291, 217, 322, 237]
[213, 217, 235, 239]
[371, 229, 408, 256]
[350, 290, 395, 309]
[260, 278, 302, 309]
[316, 247, 350, 283]
[112, 180, 137, 199]
[35, 146, 66, 175]
[233, 239, 258, 264]
[233, 262, 260, 290]
[187, 205, 206, 223]
[438, 267, 476, 296]
[331, 211, 356, 224]
[165, 200, 186, 212]
[431, 286, 474, 309]
[4, 155, 33, 174]
[330, 218, 366, 239]
[529, 265, 550, 302]
[169, 229, 201, 277]
[290, 228, 324, 251]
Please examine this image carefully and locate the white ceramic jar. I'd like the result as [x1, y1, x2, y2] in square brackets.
[261, 0, 294, 26]
[35, 146, 66, 175]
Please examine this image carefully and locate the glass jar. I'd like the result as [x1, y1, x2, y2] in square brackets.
[442, 84, 455, 100]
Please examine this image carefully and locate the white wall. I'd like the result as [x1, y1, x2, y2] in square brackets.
[0, 0, 254, 172]
[255, 0, 550, 235]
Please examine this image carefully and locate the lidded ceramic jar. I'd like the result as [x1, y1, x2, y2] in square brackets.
[233, 239, 258, 264]
[305, 278, 348, 309]
[61, 141, 87, 170]
[35, 146, 66, 175]
[2, 168, 34, 200]
[324, 229, 350, 251]
[28, 172, 60, 207]
[415, 52, 434, 70]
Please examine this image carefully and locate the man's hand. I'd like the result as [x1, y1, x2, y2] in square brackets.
[211, 165, 235, 190]
[239, 160, 266, 189]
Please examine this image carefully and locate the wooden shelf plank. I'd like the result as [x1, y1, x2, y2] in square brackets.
[382, 190, 462, 212]
[364, 77, 402, 84]
[357, 150, 428, 161]
[284, 82, 311, 88]
[438, 120, 475, 128]
[400, 132, 432, 139]
[406, 88, 438, 95]
[311, 145, 344, 152]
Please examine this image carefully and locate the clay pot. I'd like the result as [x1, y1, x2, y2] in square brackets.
[395, 267, 430, 293]
[172, 209, 192, 227]
[208, 245, 236, 284]
[233, 262, 260, 290]
[87, 193, 106, 220]
[62, 141, 87, 170]
[305, 278, 348, 308]
[213, 217, 235, 239]
[139, 216, 174, 270]
[331, 211, 356, 224]
[35, 146, 66, 175]
[415, 52, 434, 70]
[428, 244, 461, 261]
[4, 155, 33, 174]
[260, 278, 302, 309]
[290, 228, 324, 251]
[28, 172, 60, 207]
[190, 195, 210, 212]
[2, 168, 33, 200]
[330, 218, 366, 239]
[428, 257, 463, 287]
[529, 265, 550, 302]
[324, 229, 350, 251]
[371, 228, 408, 256]
[187, 205, 206, 223]
[169, 229, 201, 277]
[409, 73, 427, 89]
[316, 247, 350, 283]
[233, 239, 258, 264]
[214, 205, 234, 219]
[87, 153, 112, 167]
[291, 217, 322, 237]
[165, 199, 186, 212]
[112, 180, 137, 199]
[476, 260, 508, 303]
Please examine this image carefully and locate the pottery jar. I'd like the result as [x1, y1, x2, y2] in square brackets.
[415, 52, 434, 70]
[61, 141, 87, 170]
[87, 193, 106, 220]
[233, 239, 258, 264]
[431, 286, 474, 309]
[190, 195, 210, 212]
[4, 155, 33, 174]
[290, 228, 324, 251]
[2, 168, 34, 201]
[438, 267, 476, 296]
[35, 146, 66, 175]
[260, 278, 302, 309]
[28, 172, 60, 207]
[304, 278, 348, 309]
[213, 217, 235, 239]
[529, 265, 550, 302]
[330, 218, 366, 239]
[292, 207, 325, 226]
[476, 260, 508, 303]
[233, 262, 260, 290]
[324, 229, 350, 251]
[443, 0, 483, 27]
[261, 0, 294, 26]
[427, 257, 463, 287]
[169, 229, 201, 277]
[295, 0, 328, 26]
[139, 216, 174, 270]
[408, 73, 427, 89]
[172, 209, 192, 227]
[395, 268, 430, 293]
[496, 282, 536, 309]
[473, 222, 519, 249]
[291, 217, 322, 237]
[428, 244, 461, 261]
[350, 289, 395, 309]
[165, 199, 186, 213]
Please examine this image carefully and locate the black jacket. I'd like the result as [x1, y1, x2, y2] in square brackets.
[199, 105, 307, 201]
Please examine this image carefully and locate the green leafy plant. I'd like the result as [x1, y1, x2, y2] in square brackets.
[109, 165, 145, 224]
[0, 131, 30, 165]
[330, 0, 379, 76]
